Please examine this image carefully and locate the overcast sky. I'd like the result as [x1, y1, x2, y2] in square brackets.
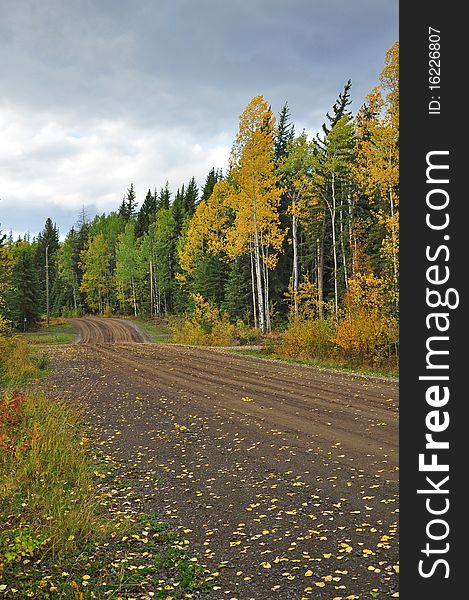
[0, 0, 398, 239]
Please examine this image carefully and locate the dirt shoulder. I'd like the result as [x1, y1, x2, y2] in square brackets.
[41, 319, 399, 599]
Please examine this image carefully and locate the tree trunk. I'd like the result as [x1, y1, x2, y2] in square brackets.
[339, 203, 348, 290]
[149, 259, 154, 317]
[292, 208, 299, 316]
[263, 259, 271, 333]
[331, 172, 339, 318]
[318, 214, 325, 320]
[249, 247, 258, 329]
[389, 187, 399, 297]
[131, 276, 137, 316]
[253, 229, 265, 333]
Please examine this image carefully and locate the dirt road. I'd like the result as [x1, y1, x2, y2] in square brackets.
[46, 318, 399, 599]
[72, 316, 150, 344]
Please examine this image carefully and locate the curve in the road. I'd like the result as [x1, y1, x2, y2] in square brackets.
[71, 317, 149, 344]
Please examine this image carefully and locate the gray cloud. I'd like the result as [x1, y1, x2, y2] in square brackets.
[0, 0, 398, 237]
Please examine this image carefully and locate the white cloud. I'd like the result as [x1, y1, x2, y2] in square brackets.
[0, 0, 398, 237]
[0, 103, 231, 236]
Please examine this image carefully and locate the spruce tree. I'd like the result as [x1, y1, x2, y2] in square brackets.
[272, 103, 296, 316]
[222, 257, 252, 322]
[7, 241, 40, 329]
[200, 168, 219, 202]
[321, 80, 353, 138]
[184, 177, 198, 215]
[157, 182, 171, 211]
[35, 218, 60, 315]
[274, 102, 295, 163]
[119, 183, 138, 221]
[190, 253, 227, 307]
[136, 189, 157, 237]
[171, 185, 186, 238]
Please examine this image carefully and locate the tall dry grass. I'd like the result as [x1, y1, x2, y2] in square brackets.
[0, 391, 102, 563]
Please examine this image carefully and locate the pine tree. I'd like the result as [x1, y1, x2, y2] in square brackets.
[274, 102, 295, 163]
[189, 253, 227, 307]
[35, 218, 60, 316]
[221, 258, 252, 322]
[57, 228, 80, 312]
[321, 80, 352, 137]
[184, 177, 198, 215]
[119, 183, 138, 221]
[136, 189, 157, 237]
[0, 228, 12, 331]
[7, 241, 40, 329]
[157, 182, 171, 211]
[171, 185, 186, 238]
[200, 168, 219, 203]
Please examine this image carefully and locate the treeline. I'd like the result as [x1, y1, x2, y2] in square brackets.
[1, 42, 398, 366]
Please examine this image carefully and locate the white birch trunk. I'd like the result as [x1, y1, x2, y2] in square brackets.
[292, 205, 299, 316]
[131, 276, 137, 316]
[249, 246, 258, 329]
[331, 172, 339, 318]
[253, 228, 265, 333]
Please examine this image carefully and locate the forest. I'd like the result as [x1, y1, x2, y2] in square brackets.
[0, 42, 399, 371]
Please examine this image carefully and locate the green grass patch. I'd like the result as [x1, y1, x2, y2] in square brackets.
[134, 317, 172, 343]
[0, 336, 49, 388]
[19, 320, 76, 346]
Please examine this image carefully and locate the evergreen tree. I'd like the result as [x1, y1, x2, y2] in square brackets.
[184, 177, 198, 215]
[72, 217, 90, 308]
[136, 189, 157, 237]
[35, 218, 60, 316]
[157, 182, 171, 211]
[190, 253, 227, 307]
[57, 228, 80, 312]
[272, 102, 296, 316]
[321, 80, 353, 138]
[171, 185, 186, 237]
[119, 183, 138, 221]
[200, 168, 219, 203]
[0, 228, 12, 331]
[221, 257, 252, 322]
[274, 102, 295, 163]
[7, 241, 40, 329]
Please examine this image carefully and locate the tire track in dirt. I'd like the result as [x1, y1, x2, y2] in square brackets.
[87, 342, 398, 473]
[72, 317, 149, 344]
[44, 318, 399, 599]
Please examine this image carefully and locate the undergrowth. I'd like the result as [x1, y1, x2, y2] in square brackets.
[0, 390, 220, 597]
[0, 336, 220, 597]
[0, 336, 48, 386]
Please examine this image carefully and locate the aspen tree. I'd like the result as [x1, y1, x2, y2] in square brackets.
[225, 96, 284, 332]
[278, 132, 316, 315]
[353, 41, 399, 303]
[79, 233, 111, 314]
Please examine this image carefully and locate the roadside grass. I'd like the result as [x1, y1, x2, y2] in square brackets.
[0, 336, 220, 597]
[0, 392, 219, 597]
[228, 347, 399, 379]
[0, 335, 49, 388]
[134, 317, 172, 343]
[19, 319, 76, 346]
